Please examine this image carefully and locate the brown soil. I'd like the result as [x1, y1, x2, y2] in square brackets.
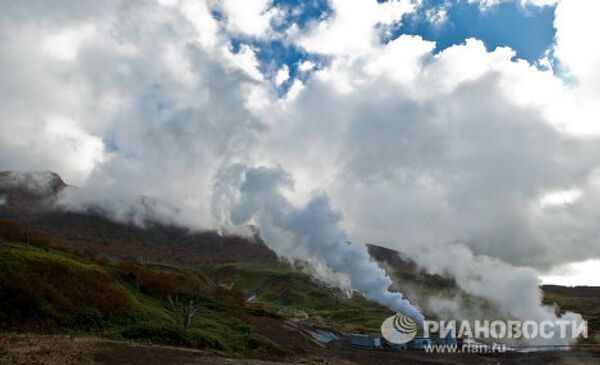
[0, 333, 301, 365]
[239, 314, 319, 354]
[1, 333, 599, 365]
[328, 341, 600, 365]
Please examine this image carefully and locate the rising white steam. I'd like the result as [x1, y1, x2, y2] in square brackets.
[213, 164, 425, 325]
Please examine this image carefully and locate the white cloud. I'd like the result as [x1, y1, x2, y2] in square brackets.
[179, 0, 220, 48]
[298, 60, 316, 72]
[0, 0, 269, 224]
[274, 64, 290, 86]
[284, 79, 304, 101]
[271, 34, 600, 271]
[42, 25, 97, 61]
[219, 0, 281, 37]
[363, 35, 435, 83]
[539, 189, 582, 208]
[540, 259, 600, 286]
[425, 3, 449, 26]
[294, 0, 418, 56]
[468, 0, 559, 9]
[43, 116, 106, 178]
[523, 0, 560, 6]
[224, 43, 264, 81]
[554, 0, 600, 81]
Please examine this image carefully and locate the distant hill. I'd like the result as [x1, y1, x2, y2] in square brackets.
[368, 244, 600, 341]
[0, 171, 276, 264]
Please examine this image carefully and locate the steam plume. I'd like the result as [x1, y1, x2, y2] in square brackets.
[213, 164, 425, 325]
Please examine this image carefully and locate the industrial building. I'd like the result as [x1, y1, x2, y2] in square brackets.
[432, 332, 458, 347]
[407, 336, 432, 350]
[350, 334, 381, 348]
[350, 333, 457, 351]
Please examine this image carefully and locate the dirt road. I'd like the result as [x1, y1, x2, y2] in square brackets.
[1, 333, 599, 365]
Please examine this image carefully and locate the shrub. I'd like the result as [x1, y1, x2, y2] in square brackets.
[118, 261, 180, 296]
[0, 219, 22, 242]
[214, 287, 246, 305]
[72, 308, 104, 329]
[0, 251, 132, 328]
[24, 228, 50, 246]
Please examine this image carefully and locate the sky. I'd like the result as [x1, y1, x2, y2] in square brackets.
[1, 0, 600, 334]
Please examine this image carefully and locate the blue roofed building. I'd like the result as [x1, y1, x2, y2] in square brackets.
[407, 336, 432, 350]
[350, 334, 381, 348]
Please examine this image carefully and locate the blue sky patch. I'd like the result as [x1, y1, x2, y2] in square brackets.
[273, 0, 331, 29]
[229, 36, 323, 95]
[395, 0, 557, 63]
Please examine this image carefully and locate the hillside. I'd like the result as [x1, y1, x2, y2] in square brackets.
[369, 245, 600, 340]
[0, 171, 276, 264]
[0, 171, 598, 362]
[2, 242, 599, 365]
[0, 241, 383, 359]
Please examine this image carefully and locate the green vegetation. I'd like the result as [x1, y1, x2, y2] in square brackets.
[3, 238, 596, 360]
[0, 243, 135, 328]
[0, 241, 392, 359]
[542, 285, 600, 342]
[205, 261, 391, 333]
[0, 242, 288, 359]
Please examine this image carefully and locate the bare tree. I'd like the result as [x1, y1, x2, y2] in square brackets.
[168, 294, 199, 331]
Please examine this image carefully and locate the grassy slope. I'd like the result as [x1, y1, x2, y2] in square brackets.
[205, 261, 390, 333]
[542, 285, 600, 339]
[0, 242, 393, 359]
[2, 240, 597, 359]
[0, 242, 288, 359]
